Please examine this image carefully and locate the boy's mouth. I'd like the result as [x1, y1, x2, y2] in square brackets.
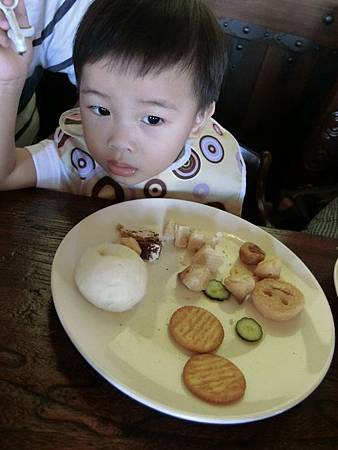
[107, 160, 137, 177]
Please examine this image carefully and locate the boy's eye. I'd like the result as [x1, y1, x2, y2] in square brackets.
[90, 106, 110, 116]
[142, 115, 163, 125]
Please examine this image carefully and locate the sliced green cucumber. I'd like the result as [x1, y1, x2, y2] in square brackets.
[203, 279, 230, 301]
[235, 317, 263, 342]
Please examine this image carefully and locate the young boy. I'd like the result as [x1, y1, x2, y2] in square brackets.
[0, 0, 246, 216]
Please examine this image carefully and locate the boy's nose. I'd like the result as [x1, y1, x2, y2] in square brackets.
[107, 121, 134, 153]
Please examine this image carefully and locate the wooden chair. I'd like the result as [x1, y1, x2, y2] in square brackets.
[240, 144, 272, 227]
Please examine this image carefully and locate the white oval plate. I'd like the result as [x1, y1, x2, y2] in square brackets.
[51, 198, 335, 424]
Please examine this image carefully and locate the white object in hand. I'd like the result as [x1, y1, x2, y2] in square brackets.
[0, 0, 34, 54]
[75, 243, 148, 312]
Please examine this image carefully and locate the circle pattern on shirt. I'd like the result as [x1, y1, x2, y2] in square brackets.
[92, 176, 125, 202]
[199, 135, 224, 163]
[144, 179, 167, 198]
[193, 183, 210, 199]
[71, 148, 96, 179]
[173, 149, 201, 179]
[212, 122, 224, 136]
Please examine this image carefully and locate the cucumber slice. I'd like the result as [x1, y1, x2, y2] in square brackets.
[235, 317, 263, 342]
[203, 279, 230, 301]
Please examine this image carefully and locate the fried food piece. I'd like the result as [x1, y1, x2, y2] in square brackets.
[230, 261, 255, 277]
[252, 278, 304, 321]
[192, 244, 224, 272]
[223, 273, 256, 304]
[162, 219, 176, 242]
[178, 264, 212, 292]
[175, 224, 191, 248]
[183, 354, 246, 404]
[187, 229, 207, 252]
[169, 306, 224, 353]
[239, 242, 266, 265]
[253, 256, 281, 279]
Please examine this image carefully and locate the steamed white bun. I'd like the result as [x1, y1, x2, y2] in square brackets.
[75, 243, 148, 312]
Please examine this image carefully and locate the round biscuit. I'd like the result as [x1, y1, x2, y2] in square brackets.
[169, 306, 224, 353]
[183, 354, 246, 404]
[252, 278, 304, 321]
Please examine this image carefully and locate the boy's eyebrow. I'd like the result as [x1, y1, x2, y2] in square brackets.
[80, 88, 110, 98]
[80, 88, 178, 111]
[138, 99, 178, 111]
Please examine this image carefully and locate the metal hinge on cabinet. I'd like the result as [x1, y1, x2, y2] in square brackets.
[219, 18, 319, 53]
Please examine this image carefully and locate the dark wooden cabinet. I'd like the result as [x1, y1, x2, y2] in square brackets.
[208, 0, 338, 206]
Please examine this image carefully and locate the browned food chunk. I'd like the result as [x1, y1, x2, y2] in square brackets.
[239, 242, 266, 265]
[117, 224, 162, 261]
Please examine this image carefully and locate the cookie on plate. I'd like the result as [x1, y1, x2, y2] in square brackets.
[169, 306, 224, 353]
[183, 353, 246, 404]
[252, 278, 304, 321]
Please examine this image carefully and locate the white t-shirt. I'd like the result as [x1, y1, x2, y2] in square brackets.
[26, 0, 93, 82]
[16, 0, 93, 145]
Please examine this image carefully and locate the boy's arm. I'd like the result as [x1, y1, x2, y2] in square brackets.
[0, 0, 36, 190]
[0, 81, 36, 190]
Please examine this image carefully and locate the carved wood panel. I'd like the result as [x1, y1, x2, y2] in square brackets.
[207, 0, 338, 202]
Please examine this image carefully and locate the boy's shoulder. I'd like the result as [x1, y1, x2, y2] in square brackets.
[191, 116, 240, 160]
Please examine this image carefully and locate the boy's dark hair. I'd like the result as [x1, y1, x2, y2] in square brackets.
[73, 0, 227, 110]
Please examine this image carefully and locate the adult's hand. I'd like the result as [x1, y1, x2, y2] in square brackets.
[0, 0, 32, 83]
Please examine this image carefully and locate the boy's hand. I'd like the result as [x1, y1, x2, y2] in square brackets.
[0, 0, 33, 84]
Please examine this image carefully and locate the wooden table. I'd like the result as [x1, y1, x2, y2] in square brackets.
[0, 189, 337, 450]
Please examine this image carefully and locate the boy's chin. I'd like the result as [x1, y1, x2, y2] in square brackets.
[111, 172, 148, 187]
[110, 166, 169, 187]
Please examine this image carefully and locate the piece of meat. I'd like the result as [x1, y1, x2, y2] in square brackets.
[254, 256, 281, 279]
[192, 245, 224, 272]
[179, 264, 212, 292]
[223, 273, 256, 303]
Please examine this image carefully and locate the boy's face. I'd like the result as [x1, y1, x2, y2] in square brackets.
[79, 60, 213, 185]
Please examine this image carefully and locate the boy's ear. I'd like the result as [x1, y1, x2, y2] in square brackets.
[189, 102, 215, 138]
